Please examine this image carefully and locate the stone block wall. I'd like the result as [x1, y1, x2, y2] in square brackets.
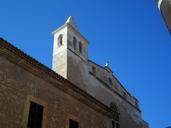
[0, 56, 111, 128]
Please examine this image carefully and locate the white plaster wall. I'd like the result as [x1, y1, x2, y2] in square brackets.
[52, 26, 68, 78]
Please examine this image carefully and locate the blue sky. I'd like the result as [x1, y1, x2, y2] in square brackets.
[0, 0, 171, 128]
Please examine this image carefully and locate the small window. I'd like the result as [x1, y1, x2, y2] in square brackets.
[112, 120, 120, 128]
[58, 34, 63, 47]
[73, 37, 77, 50]
[110, 102, 118, 112]
[135, 101, 138, 107]
[69, 119, 79, 128]
[112, 120, 116, 128]
[92, 66, 96, 75]
[79, 42, 82, 54]
[123, 92, 127, 99]
[110, 102, 120, 128]
[116, 123, 120, 128]
[108, 77, 113, 85]
[27, 102, 44, 128]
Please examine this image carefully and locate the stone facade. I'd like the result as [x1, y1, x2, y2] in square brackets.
[0, 16, 148, 128]
[0, 39, 115, 128]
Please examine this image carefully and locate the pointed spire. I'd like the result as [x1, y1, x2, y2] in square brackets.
[65, 16, 77, 29]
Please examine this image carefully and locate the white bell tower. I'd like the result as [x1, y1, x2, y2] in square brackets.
[52, 16, 89, 82]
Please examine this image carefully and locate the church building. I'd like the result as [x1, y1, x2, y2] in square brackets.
[0, 16, 148, 128]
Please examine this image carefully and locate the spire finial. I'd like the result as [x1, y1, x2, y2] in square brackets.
[105, 60, 110, 67]
[65, 16, 77, 29]
[104, 60, 113, 73]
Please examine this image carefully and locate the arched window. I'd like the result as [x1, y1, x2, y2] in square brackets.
[79, 42, 82, 54]
[135, 101, 138, 108]
[112, 120, 120, 128]
[110, 102, 118, 113]
[123, 92, 127, 99]
[58, 34, 63, 47]
[92, 66, 96, 75]
[73, 37, 77, 50]
[110, 102, 120, 128]
[108, 77, 113, 85]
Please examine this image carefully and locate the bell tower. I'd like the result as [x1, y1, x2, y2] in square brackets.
[52, 16, 89, 83]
